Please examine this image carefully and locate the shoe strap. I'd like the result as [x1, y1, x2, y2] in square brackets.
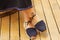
[25, 13, 36, 25]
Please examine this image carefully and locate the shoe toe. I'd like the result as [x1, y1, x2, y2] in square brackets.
[35, 20, 46, 32]
[26, 28, 37, 37]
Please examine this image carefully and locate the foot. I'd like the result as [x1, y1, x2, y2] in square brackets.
[26, 28, 37, 39]
[24, 17, 37, 39]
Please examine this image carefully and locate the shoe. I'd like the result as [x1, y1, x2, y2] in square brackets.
[26, 28, 37, 37]
[35, 20, 46, 32]
[24, 21, 37, 39]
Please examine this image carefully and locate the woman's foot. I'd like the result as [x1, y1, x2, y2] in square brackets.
[26, 28, 37, 39]
[24, 20, 37, 39]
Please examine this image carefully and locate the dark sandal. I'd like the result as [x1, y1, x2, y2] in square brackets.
[26, 28, 37, 37]
[35, 20, 46, 32]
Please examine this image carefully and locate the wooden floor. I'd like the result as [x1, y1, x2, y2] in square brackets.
[0, 0, 60, 40]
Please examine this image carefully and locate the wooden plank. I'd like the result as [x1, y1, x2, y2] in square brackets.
[57, 0, 60, 6]
[0, 9, 13, 14]
[49, 0, 60, 33]
[0, 18, 1, 39]
[0, 18, 1, 34]
[20, 11, 29, 40]
[1, 16, 9, 40]
[41, 0, 60, 40]
[32, 0, 50, 40]
[10, 12, 19, 40]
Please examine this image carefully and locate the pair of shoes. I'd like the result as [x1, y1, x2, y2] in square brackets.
[26, 20, 46, 37]
[24, 13, 46, 39]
